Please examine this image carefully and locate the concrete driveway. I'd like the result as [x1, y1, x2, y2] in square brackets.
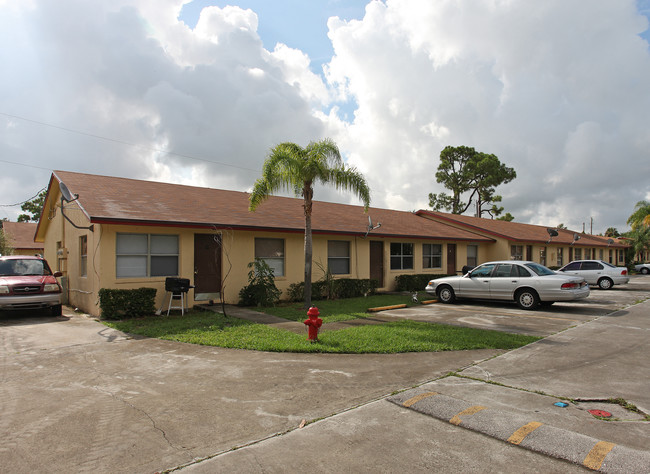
[1, 276, 649, 473]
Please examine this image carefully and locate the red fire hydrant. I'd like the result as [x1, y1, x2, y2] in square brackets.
[304, 306, 323, 342]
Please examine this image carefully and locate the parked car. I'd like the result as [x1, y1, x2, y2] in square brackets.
[634, 263, 650, 275]
[557, 260, 629, 290]
[425, 260, 589, 310]
[0, 255, 63, 316]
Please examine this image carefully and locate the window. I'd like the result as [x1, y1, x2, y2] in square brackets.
[328, 240, 350, 275]
[599, 249, 604, 260]
[562, 262, 582, 271]
[511, 245, 523, 260]
[585, 248, 591, 259]
[493, 264, 514, 277]
[540, 247, 546, 266]
[466, 245, 478, 267]
[470, 263, 495, 277]
[390, 243, 413, 270]
[423, 243, 442, 269]
[557, 248, 563, 267]
[609, 249, 613, 263]
[116, 234, 179, 278]
[574, 248, 582, 260]
[80, 235, 87, 277]
[582, 261, 603, 270]
[618, 249, 624, 263]
[255, 238, 285, 276]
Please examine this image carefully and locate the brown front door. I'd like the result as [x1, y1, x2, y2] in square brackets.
[369, 241, 384, 288]
[447, 244, 456, 274]
[194, 234, 222, 301]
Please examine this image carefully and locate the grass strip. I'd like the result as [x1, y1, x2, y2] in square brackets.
[104, 310, 539, 354]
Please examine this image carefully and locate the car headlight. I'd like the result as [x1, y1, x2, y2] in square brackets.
[0, 285, 9, 295]
[43, 284, 61, 293]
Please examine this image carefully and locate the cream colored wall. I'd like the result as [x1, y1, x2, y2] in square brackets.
[40, 194, 99, 313]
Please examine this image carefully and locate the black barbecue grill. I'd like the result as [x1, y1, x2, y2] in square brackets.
[162, 277, 194, 315]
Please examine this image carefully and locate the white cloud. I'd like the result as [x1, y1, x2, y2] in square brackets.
[1, 0, 649, 236]
[323, 0, 650, 232]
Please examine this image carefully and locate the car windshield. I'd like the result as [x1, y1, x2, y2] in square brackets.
[0, 259, 51, 276]
[524, 262, 556, 276]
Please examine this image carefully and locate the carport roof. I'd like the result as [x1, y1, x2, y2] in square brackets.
[416, 210, 629, 248]
[39, 171, 493, 242]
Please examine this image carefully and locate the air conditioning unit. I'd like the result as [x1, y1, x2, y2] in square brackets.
[57, 248, 69, 257]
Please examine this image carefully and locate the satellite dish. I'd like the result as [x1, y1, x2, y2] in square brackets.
[364, 215, 381, 237]
[607, 239, 614, 246]
[546, 228, 558, 237]
[573, 233, 581, 241]
[58, 181, 93, 232]
[59, 181, 77, 202]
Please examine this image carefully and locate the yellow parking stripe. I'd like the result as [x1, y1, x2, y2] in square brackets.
[583, 441, 616, 470]
[507, 421, 543, 445]
[402, 392, 438, 407]
[449, 405, 487, 425]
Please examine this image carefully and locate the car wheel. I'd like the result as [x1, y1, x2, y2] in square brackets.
[641, 267, 649, 275]
[50, 304, 62, 316]
[516, 289, 539, 310]
[598, 278, 613, 290]
[437, 286, 456, 304]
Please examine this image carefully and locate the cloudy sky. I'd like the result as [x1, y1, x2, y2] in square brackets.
[1, 0, 649, 235]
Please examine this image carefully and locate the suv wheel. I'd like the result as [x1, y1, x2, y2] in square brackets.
[50, 304, 62, 316]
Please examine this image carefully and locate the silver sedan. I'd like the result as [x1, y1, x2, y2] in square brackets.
[425, 260, 590, 310]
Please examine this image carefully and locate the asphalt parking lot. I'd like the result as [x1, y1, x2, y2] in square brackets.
[1, 275, 649, 473]
[380, 275, 650, 336]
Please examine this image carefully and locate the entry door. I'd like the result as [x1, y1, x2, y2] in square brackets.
[447, 244, 456, 275]
[194, 234, 222, 301]
[369, 241, 384, 288]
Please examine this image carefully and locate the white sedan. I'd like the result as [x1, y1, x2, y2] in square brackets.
[557, 260, 629, 289]
[634, 263, 650, 275]
[425, 260, 590, 310]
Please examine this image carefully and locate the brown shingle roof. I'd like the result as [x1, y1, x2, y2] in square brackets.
[416, 210, 628, 248]
[2, 222, 42, 249]
[48, 171, 493, 242]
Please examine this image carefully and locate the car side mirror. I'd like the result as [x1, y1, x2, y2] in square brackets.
[54, 271, 63, 278]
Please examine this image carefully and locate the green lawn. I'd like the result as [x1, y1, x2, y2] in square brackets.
[104, 295, 540, 353]
[258, 292, 432, 323]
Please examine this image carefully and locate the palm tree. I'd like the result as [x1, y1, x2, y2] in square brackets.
[626, 226, 650, 262]
[627, 200, 650, 230]
[249, 139, 371, 308]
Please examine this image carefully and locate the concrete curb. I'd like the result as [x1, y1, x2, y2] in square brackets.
[388, 389, 650, 473]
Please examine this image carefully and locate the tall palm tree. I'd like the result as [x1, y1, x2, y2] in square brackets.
[249, 139, 371, 308]
[627, 200, 650, 230]
[627, 226, 650, 262]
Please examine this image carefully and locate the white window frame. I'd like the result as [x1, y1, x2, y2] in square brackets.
[327, 240, 350, 275]
[80, 235, 87, 277]
[255, 238, 285, 277]
[390, 242, 414, 270]
[116, 233, 179, 278]
[423, 243, 442, 269]
[466, 245, 478, 267]
[511, 245, 523, 260]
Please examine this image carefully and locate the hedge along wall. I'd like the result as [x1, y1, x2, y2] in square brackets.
[98, 287, 157, 320]
[394, 274, 452, 292]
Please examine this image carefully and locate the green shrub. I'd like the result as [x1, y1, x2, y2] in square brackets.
[239, 259, 282, 307]
[395, 274, 450, 292]
[98, 287, 157, 320]
[287, 278, 378, 302]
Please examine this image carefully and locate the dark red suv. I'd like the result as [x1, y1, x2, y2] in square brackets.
[0, 255, 63, 316]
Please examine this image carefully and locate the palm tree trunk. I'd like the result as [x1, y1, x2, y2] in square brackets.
[303, 184, 313, 309]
